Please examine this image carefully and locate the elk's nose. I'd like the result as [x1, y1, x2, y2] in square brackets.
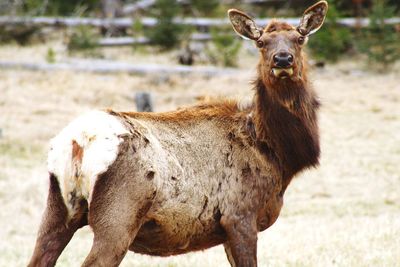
[273, 52, 294, 68]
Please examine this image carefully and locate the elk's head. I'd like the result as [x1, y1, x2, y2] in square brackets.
[228, 1, 328, 83]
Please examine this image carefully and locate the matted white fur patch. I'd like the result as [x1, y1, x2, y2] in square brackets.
[47, 110, 129, 213]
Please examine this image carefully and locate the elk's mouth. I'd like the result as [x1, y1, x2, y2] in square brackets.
[271, 67, 294, 79]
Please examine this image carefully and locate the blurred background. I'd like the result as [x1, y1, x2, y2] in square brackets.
[0, 0, 399, 266]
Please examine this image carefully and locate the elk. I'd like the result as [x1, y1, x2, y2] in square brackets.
[28, 1, 328, 266]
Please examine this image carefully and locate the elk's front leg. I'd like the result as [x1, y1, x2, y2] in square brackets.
[221, 214, 258, 267]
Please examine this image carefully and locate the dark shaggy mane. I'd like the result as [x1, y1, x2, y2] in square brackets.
[252, 78, 320, 189]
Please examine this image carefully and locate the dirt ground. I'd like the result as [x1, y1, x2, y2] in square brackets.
[0, 43, 399, 266]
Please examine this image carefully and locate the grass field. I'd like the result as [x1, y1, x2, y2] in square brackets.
[0, 44, 399, 266]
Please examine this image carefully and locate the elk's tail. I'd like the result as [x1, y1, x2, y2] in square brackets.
[47, 110, 129, 218]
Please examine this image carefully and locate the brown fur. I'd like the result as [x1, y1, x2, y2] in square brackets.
[28, 174, 88, 267]
[29, 2, 327, 267]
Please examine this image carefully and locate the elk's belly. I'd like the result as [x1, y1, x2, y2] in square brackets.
[130, 213, 226, 256]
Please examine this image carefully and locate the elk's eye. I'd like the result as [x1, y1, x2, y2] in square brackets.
[298, 36, 305, 45]
[256, 40, 264, 48]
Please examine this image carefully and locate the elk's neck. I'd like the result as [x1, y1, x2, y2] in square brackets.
[251, 75, 320, 190]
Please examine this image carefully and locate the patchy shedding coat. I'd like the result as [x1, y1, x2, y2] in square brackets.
[28, 2, 327, 266]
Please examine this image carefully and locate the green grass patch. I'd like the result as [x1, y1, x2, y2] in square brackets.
[0, 140, 45, 162]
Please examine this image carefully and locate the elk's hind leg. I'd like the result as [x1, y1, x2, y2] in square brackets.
[82, 140, 157, 267]
[28, 173, 88, 267]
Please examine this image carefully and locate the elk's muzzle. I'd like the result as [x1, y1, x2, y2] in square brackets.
[272, 52, 294, 78]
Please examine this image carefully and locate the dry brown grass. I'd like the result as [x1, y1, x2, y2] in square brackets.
[0, 44, 399, 266]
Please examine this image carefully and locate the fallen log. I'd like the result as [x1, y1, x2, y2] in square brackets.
[0, 16, 137, 28]
[0, 59, 238, 76]
[122, 0, 156, 16]
[97, 33, 211, 46]
[97, 36, 149, 46]
[1, 16, 399, 29]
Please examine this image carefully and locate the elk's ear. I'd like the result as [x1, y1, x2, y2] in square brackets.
[297, 1, 328, 36]
[228, 9, 262, 40]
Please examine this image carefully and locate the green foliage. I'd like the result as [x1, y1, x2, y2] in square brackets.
[308, 1, 352, 62]
[46, 48, 56, 63]
[208, 28, 242, 67]
[144, 0, 184, 50]
[132, 18, 144, 36]
[333, 0, 400, 16]
[189, 0, 220, 16]
[67, 26, 99, 54]
[0, 141, 43, 161]
[358, 0, 400, 70]
[21, 0, 98, 16]
[0, 26, 39, 45]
